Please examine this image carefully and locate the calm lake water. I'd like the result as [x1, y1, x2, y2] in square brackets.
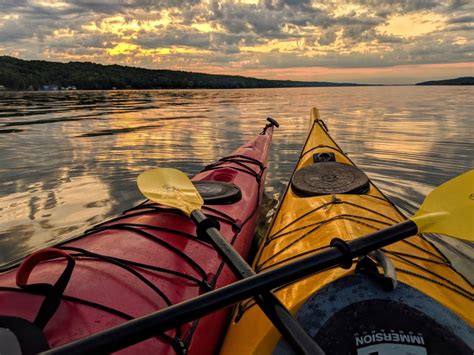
[0, 87, 472, 278]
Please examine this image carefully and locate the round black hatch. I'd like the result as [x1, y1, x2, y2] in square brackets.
[192, 181, 242, 204]
[291, 162, 370, 196]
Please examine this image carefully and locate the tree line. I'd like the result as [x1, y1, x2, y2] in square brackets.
[0, 56, 360, 90]
[416, 77, 474, 85]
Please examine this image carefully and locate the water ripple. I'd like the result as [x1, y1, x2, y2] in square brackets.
[0, 87, 472, 275]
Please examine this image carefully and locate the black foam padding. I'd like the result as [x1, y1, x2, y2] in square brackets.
[193, 181, 242, 204]
[291, 162, 370, 196]
[0, 316, 49, 354]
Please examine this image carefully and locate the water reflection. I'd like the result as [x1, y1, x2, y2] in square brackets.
[0, 175, 112, 268]
[0, 87, 472, 277]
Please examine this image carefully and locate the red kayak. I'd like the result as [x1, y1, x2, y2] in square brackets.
[0, 119, 277, 354]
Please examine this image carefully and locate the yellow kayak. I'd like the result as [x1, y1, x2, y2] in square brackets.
[221, 108, 473, 354]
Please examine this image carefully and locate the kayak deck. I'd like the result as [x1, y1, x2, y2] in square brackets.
[221, 110, 473, 354]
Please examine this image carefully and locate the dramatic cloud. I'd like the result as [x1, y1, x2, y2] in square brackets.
[0, 0, 472, 83]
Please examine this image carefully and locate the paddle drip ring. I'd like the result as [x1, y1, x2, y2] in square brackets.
[192, 181, 242, 204]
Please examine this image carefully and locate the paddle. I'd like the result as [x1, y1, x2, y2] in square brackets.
[44, 170, 473, 354]
[137, 167, 324, 354]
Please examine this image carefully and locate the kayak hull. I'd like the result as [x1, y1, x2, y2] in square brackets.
[0, 124, 275, 354]
[221, 109, 472, 354]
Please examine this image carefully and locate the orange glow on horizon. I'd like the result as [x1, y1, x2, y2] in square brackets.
[192, 62, 474, 84]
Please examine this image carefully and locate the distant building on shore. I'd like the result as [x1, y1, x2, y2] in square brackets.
[0, 85, 6, 90]
[42, 85, 59, 91]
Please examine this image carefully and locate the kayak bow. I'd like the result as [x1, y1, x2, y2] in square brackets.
[0, 119, 277, 355]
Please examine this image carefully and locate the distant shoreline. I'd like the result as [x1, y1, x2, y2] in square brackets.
[2, 84, 474, 93]
[0, 56, 472, 90]
[416, 77, 474, 86]
[0, 56, 366, 91]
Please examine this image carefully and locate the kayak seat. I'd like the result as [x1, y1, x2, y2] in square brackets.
[274, 274, 473, 355]
[291, 162, 370, 197]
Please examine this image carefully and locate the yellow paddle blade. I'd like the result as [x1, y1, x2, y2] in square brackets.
[410, 170, 474, 240]
[137, 168, 203, 217]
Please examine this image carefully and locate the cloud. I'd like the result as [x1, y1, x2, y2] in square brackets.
[0, 0, 471, 79]
[448, 15, 474, 24]
[136, 28, 211, 49]
[345, 0, 442, 13]
[64, 0, 202, 13]
[0, 18, 34, 42]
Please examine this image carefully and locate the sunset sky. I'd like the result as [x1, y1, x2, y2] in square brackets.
[0, 0, 472, 84]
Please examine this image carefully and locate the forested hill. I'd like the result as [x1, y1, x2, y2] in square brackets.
[416, 77, 474, 85]
[0, 56, 362, 90]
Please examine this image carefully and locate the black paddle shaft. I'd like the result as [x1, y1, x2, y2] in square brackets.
[43, 220, 418, 355]
[191, 210, 324, 355]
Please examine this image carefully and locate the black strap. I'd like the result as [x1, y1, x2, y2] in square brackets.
[17, 249, 75, 329]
